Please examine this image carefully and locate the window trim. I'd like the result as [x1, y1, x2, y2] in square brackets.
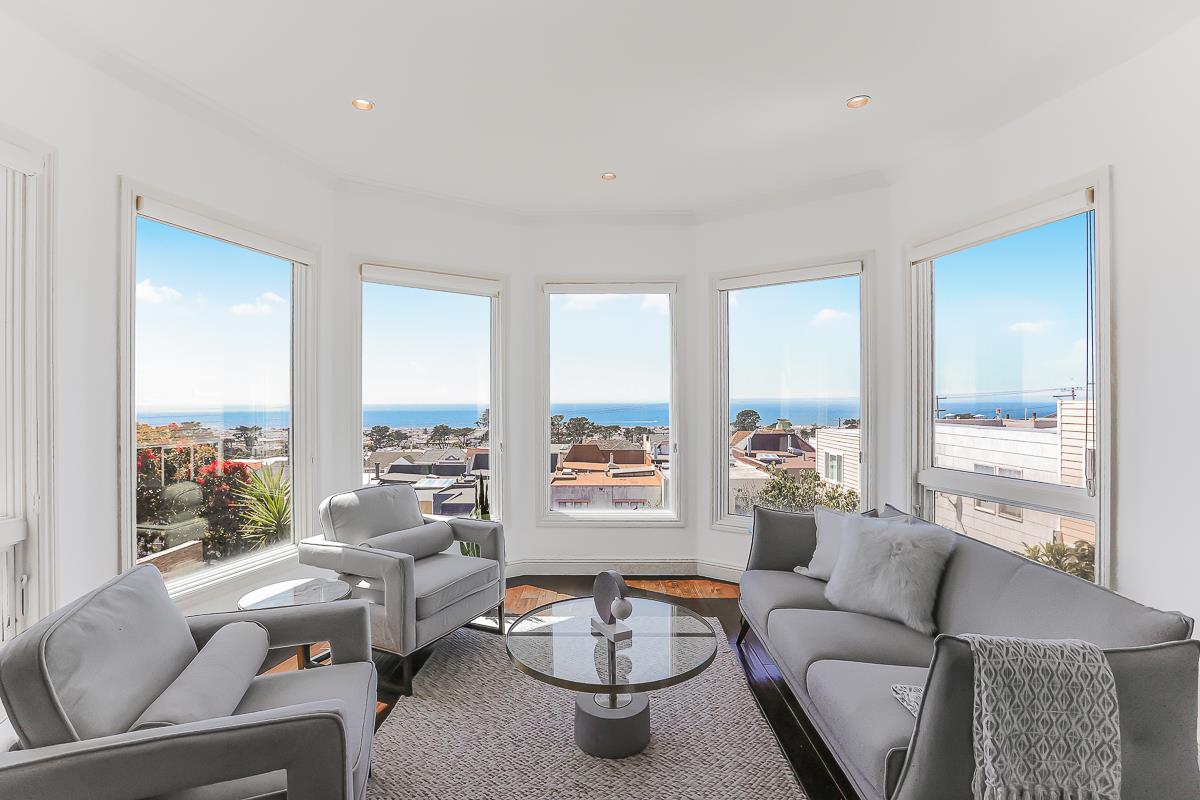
[711, 256, 872, 532]
[537, 280, 682, 527]
[908, 171, 1112, 585]
[357, 262, 505, 521]
[0, 136, 54, 634]
[118, 180, 319, 598]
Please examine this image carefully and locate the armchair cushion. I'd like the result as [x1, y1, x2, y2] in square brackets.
[319, 484, 425, 546]
[0, 565, 198, 747]
[131, 621, 268, 731]
[362, 520, 453, 560]
[412, 554, 500, 619]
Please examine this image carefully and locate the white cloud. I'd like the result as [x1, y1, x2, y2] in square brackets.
[810, 308, 851, 327]
[1009, 320, 1054, 334]
[230, 292, 286, 316]
[640, 295, 671, 315]
[136, 279, 182, 304]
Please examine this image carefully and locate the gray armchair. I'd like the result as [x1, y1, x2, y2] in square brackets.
[299, 483, 505, 694]
[0, 565, 377, 800]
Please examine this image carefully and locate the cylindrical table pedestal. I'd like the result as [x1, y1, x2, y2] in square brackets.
[573, 692, 650, 758]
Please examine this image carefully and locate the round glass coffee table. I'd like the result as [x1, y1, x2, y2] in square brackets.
[506, 596, 717, 758]
[238, 577, 351, 669]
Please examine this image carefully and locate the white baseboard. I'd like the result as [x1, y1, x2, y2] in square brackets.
[506, 557, 743, 584]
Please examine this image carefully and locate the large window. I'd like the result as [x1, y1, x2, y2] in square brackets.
[912, 182, 1107, 583]
[715, 262, 866, 526]
[541, 283, 677, 523]
[360, 265, 501, 520]
[124, 193, 313, 587]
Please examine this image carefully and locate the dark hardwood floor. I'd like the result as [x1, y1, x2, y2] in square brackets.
[273, 575, 858, 799]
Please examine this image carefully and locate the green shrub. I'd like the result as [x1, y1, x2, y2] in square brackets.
[1019, 539, 1095, 581]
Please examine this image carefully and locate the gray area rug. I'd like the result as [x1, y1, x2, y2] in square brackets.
[368, 621, 806, 799]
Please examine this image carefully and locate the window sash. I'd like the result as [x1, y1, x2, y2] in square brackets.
[910, 178, 1109, 583]
[713, 260, 867, 529]
[539, 282, 679, 525]
[359, 265, 504, 521]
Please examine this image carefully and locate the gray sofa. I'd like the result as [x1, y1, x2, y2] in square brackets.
[738, 507, 1200, 800]
[0, 565, 377, 799]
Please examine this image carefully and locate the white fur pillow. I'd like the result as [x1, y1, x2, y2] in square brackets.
[823, 518, 956, 635]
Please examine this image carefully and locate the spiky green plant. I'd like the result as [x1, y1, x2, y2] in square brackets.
[235, 466, 291, 549]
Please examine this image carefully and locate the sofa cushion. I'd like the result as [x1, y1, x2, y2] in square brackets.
[739, 569, 835, 631]
[132, 621, 268, 730]
[765, 609, 935, 695]
[412, 554, 500, 619]
[319, 484, 426, 546]
[362, 520, 454, 561]
[234, 662, 376, 799]
[807, 660, 927, 798]
[935, 534, 1192, 646]
[0, 565, 198, 747]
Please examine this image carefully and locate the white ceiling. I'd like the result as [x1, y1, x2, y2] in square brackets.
[8, 1, 1199, 214]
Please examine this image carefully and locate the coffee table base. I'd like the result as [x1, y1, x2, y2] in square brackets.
[573, 692, 650, 758]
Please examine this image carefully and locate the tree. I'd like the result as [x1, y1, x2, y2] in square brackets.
[450, 427, 475, 446]
[429, 424, 452, 446]
[595, 424, 622, 439]
[549, 415, 567, 442]
[367, 425, 395, 451]
[623, 426, 652, 444]
[231, 425, 262, 453]
[841, 418, 860, 429]
[564, 416, 597, 443]
[476, 408, 490, 428]
[733, 409, 761, 432]
[735, 466, 859, 515]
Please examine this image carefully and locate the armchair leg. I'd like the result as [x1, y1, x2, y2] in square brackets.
[496, 600, 505, 634]
[400, 656, 414, 697]
[736, 617, 750, 647]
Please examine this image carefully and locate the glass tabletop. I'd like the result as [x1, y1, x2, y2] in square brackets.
[237, 578, 351, 610]
[505, 596, 718, 694]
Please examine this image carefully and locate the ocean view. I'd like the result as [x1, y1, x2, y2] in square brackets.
[137, 395, 1063, 430]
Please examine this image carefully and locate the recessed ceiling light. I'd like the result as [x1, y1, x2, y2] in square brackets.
[351, 98, 375, 111]
[845, 95, 871, 109]
[600, 172, 617, 181]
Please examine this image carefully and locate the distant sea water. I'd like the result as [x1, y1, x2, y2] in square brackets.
[137, 395, 1063, 430]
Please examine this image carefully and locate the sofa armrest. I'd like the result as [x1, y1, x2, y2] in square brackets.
[442, 518, 505, 585]
[0, 701, 354, 800]
[186, 599, 372, 665]
[745, 507, 818, 572]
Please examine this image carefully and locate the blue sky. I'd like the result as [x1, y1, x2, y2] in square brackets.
[934, 212, 1091, 399]
[362, 283, 491, 406]
[135, 217, 291, 410]
[728, 275, 861, 401]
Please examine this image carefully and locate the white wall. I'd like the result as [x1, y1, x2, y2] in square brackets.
[883, 17, 1200, 625]
[6, 5, 1199, 628]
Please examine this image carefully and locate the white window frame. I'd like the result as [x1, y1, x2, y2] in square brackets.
[0, 136, 54, 638]
[711, 257, 872, 531]
[358, 263, 505, 521]
[826, 452, 844, 485]
[118, 181, 319, 600]
[908, 172, 1112, 585]
[538, 281, 682, 527]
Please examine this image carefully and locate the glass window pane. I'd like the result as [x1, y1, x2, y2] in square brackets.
[134, 217, 293, 581]
[548, 292, 671, 514]
[361, 283, 493, 520]
[933, 491, 1095, 580]
[932, 213, 1096, 489]
[725, 276, 861, 516]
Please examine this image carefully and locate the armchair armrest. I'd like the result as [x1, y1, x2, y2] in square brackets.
[441, 517, 505, 583]
[187, 599, 372, 665]
[298, 536, 416, 655]
[0, 701, 354, 800]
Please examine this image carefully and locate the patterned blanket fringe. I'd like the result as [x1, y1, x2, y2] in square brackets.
[974, 774, 1117, 800]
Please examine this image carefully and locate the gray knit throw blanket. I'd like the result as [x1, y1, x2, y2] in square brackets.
[960, 634, 1122, 800]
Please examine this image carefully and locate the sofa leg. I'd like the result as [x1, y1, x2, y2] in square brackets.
[400, 656, 414, 697]
[736, 618, 750, 646]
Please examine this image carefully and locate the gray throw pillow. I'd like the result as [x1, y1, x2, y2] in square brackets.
[796, 506, 883, 581]
[362, 520, 454, 560]
[824, 517, 956, 635]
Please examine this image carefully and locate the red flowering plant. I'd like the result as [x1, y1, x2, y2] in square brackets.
[195, 459, 253, 561]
